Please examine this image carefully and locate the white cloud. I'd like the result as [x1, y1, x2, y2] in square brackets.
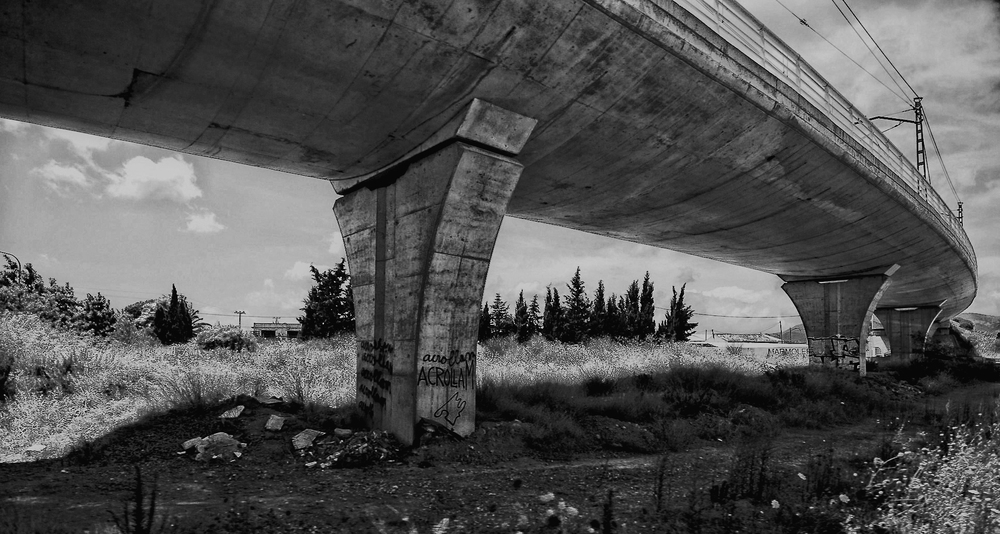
[700, 286, 770, 304]
[44, 127, 112, 154]
[328, 232, 345, 257]
[284, 261, 330, 281]
[0, 118, 28, 133]
[245, 278, 303, 312]
[185, 212, 225, 234]
[106, 156, 202, 202]
[35, 161, 91, 191]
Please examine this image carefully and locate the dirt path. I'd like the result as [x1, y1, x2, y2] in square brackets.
[0, 417, 893, 533]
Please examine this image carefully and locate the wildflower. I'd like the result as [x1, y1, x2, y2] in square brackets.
[839, 494, 850, 504]
[771, 500, 780, 509]
[546, 509, 555, 517]
[566, 506, 579, 517]
[797, 473, 807, 481]
[539, 492, 555, 503]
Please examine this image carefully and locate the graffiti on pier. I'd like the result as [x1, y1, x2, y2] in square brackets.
[417, 351, 476, 389]
[357, 339, 393, 418]
[434, 391, 467, 426]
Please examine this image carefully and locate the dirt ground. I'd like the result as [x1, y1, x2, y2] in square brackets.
[0, 390, 912, 534]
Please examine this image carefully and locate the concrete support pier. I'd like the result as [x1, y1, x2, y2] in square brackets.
[875, 304, 944, 360]
[333, 100, 536, 445]
[781, 266, 897, 376]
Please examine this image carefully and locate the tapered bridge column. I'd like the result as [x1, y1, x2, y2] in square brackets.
[874, 303, 944, 360]
[333, 100, 536, 445]
[781, 266, 897, 376]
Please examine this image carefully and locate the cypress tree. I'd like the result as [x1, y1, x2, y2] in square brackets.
[479, 302, 492, 342]
[659, 284, 699, 341]
[528, 294, 541, 337]
[590, 280, 606, 338]
[638, 272, 656, 340]
[514, 290, 531, 343]
[623, 280, 641, 339]
[543, 287, 564, 341]
[606, 293, 621, 339]
[563, 267, 590, 343]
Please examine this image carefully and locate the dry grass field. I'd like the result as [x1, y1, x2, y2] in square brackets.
[3, 311, 1000, 533]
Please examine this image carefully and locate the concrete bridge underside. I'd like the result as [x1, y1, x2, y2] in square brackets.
[0, 0, 977, 442]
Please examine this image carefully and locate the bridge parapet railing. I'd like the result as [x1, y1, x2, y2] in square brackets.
[670, 0, 961, 231]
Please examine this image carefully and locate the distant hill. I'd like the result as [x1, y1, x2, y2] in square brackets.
[767, 323, 806, 344]
[957, 313, 1000, 333]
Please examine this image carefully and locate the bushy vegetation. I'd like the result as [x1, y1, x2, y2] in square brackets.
[0, 255, 117, 336]
[195, 325, 257, 352]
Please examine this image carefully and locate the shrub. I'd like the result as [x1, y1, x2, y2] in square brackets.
[195, 326, 257, 352]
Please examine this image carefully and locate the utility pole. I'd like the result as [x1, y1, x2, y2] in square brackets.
[234, 310, 246, 330]
[869, 97, 928, 190]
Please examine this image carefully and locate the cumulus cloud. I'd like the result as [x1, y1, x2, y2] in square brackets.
[284, 261, 330, 281]
[106, 156, 202, 202]
[185, 212, 225, 234]
[35, 161, 91, 192]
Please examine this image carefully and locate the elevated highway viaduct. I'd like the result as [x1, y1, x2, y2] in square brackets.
[0, 0, 977, 443]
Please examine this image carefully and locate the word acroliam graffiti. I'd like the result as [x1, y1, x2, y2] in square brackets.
[357, 339, 394, 418]
[417, 351, 476, 389]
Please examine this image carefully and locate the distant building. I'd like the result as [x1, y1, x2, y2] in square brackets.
[251, 322, 302, 340]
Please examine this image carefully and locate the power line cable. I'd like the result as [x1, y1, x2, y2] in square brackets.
[839, 0, 919, 98]
[693, 312, 800, 319]
[921, 109, 962, 205]
[829, 0, 912, 101]
[771, 0, 910, 105]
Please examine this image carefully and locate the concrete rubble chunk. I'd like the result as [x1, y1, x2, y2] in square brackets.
[333, 428, 353, 440]
[292, 429, 326, 451]
[25, 444, 45, 453]
[265, 415, 286, 431]
[183, 432, 246, 462]
[219, 405, 245, 419]
[254, 396, 283, 405]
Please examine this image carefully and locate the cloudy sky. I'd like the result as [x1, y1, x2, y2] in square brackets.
[1, 0, 998, 335]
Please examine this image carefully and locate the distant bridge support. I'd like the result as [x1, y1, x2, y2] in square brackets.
[333, 100, 536, 445]
[875, 304, 944, 361]
[781, 267, 897, 376]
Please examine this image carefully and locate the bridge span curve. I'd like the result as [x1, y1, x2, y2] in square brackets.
[0, 0, 977, 441]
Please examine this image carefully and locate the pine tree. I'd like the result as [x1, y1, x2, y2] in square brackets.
[75, 292, 117, 337]
[299, 260, 355, 339]
[638, 272, 656, 340]
[590, 280, 607, 338]
[528, 294, 541, 337]
[479, 302, 492, 342]
[514, 291, 532, 343]
[659, 284, 698, 341]
[562, 267, 590, 343]
[491, 293, 514, 338]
